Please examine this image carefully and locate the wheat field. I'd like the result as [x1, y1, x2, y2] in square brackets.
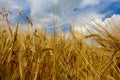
[0, 10, 120, 80]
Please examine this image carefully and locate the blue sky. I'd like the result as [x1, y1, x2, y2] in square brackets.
[0, 0, 120, 31]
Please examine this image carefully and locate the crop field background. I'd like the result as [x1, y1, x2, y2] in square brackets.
[0, 8, 120, 80]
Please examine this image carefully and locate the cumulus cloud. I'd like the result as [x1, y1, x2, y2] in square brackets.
[104, 14, 120, 28]
[0, 0, 119, 26]
[73, 12, 104, 34]
[28, 0, 101, 22]
[27, 0, 81, 23]
[80, 0, 100, 7]
[73, 12, 120, 34]
[26, 0, 118, 24]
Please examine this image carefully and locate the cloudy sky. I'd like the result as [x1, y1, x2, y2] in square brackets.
[0, 0, 120, 31]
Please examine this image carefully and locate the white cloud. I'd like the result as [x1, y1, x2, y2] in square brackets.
[104, 14, 120, 28]
[27, 0, 101, 23]
[73, 12, 120, 34]
[73, 12, 104, 33]
[27, 0, 118, 24]
[80, 0, 100, 7]
[105, 14, 120, 23]
[0, 0, 119, 26]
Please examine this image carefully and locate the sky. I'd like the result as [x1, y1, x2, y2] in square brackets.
[0, 0, 120, 32]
